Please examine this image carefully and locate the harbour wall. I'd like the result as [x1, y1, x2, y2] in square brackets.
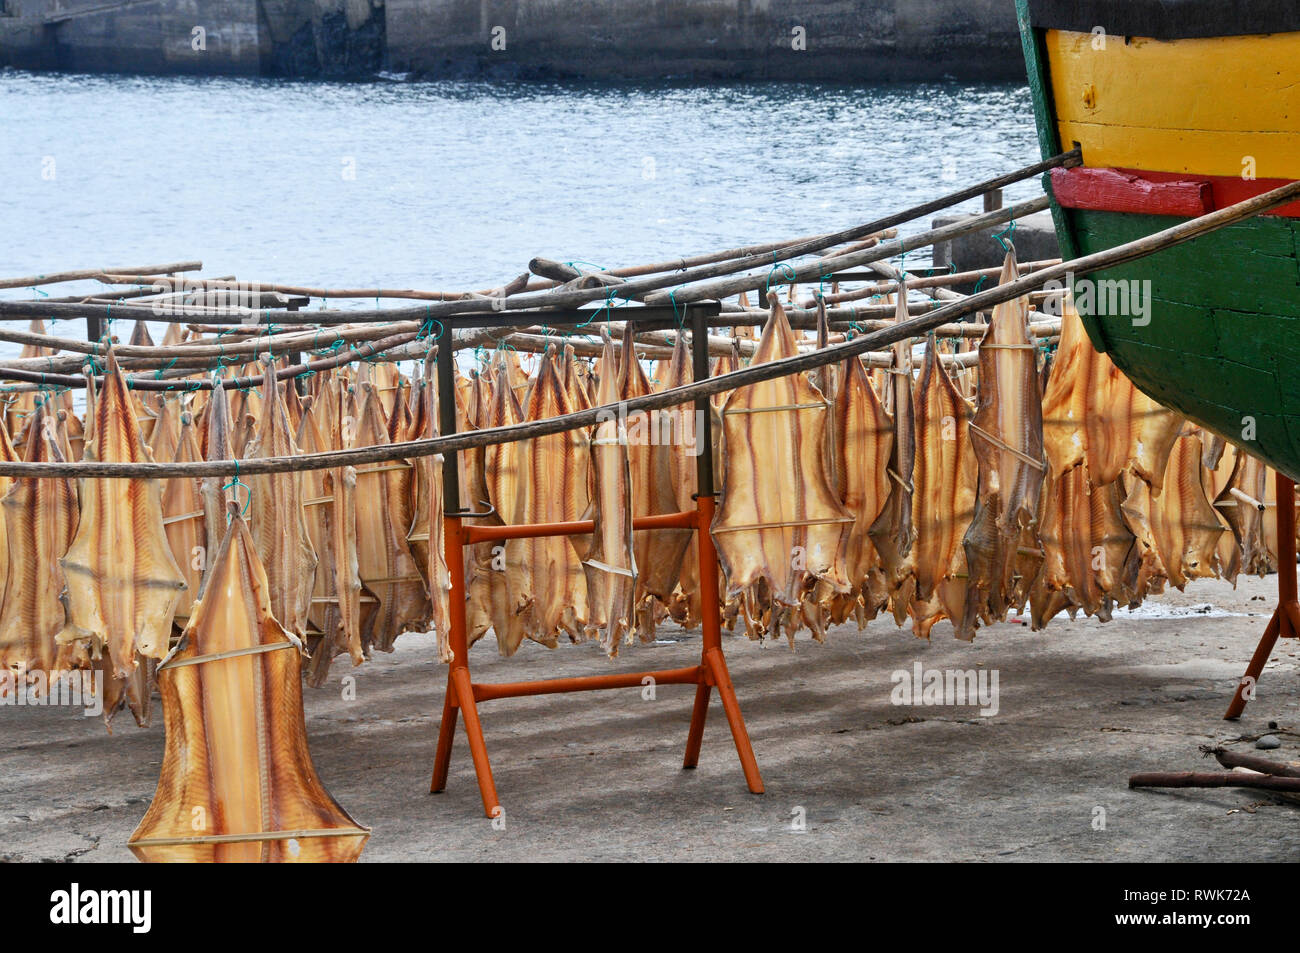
[0, 0, 1025, 80]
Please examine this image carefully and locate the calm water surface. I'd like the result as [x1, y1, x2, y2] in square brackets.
[0, 71, 1040, 351]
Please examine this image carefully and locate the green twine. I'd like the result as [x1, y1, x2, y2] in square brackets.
[155, 357, 178, 380]
[993, 218, 1017, 253]
[763, 262, 796, 294]
[222, 460, 251, 520]
[973, 275, 989, 294]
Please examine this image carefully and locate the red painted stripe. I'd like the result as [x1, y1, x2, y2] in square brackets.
[1051, 167, 1212, 216]
[1052, 167, 1300, 218]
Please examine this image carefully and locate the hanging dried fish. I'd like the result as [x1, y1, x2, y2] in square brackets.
[713, 293, 851, 624]
[350, 381, 428, 652]
[583, 335, 637, 654]
[1142, 430, 1224, 589]
[160, 412, 205, 628]
[410, 374, 453, 663]
[129, 507, 369, 863]
[828, 353, 893, 627]
[1041, 297, 1182, 491]
[962, 253, 1047, 635]
[911, 335, 977, 639]
[1213, 447, 1270, 582]
[480, 363, 530, 655]
[297, 378, 371, 685]
[510, 349, 590, 644]
[618, 325, 690, 638]
[0, 403, 79, 693]
[868, 293, 919, 627]
[245, 363, 318, 637]
[200, 380, 236, 560]
[58, 351, 188, 726]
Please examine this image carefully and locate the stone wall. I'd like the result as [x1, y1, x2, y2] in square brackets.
[0, 0, 1024, 80]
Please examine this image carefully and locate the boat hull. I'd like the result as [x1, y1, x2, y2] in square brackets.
[1017, 1, 1300, 479]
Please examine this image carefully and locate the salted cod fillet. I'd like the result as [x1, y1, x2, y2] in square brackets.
[128, 508, 369, 862]
[713, 293, 851, 609]
[58, 351, 187, 722]
[583, 335, 638, 654]
[961, 253, 1047, 636]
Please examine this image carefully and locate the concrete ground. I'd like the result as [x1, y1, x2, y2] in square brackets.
[4, 574, 1300, 863]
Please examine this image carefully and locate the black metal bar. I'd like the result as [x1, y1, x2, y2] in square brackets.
[436, 323, 461, 514]
[86, 315, 103, 343]
[692, 308, 716, 499]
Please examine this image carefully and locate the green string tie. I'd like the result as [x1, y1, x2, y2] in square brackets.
[763, 262, 796, 294]
[993, 218, 1017, 253]
[223, 460, 251, 520]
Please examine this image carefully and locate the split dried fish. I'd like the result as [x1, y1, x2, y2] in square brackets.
[350, 381, 428, 652]
[962, 254, 1047, 635]
[129, 509, 368, 863]
[0, 403, 79, 692]
[618, 326, 690, 638]
[245, 368, 318, 637]
[59, 353, 187, 726]
[912, 336, 977, 639]
[828, 354, 893, 627]
[713, 294, 851, 619]
[582, 335, 637, 654]
[1041, 297, 1182, 491]
[509, 349, 590, 645]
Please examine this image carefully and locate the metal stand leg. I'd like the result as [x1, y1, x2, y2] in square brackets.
[1226, 473, 1298, 719]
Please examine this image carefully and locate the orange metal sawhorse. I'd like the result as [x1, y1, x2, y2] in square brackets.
[428, 304, 764, 818]
[1225, 472, 1300, 720]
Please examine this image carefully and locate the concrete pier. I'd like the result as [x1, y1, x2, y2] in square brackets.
[0, 0, 1024, 80]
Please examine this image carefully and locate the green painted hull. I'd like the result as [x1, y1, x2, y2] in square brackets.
[1065, 209, 1300, 479]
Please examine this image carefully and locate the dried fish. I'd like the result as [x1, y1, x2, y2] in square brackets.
[129, 509, 369, 863]
[713, 294, 851, 626]
[828, 354, 893, 626]
[912, 336, 977, 639]
[618, 326, 690, 638]
[350, 382, 428, 652]
[583, 335, 637, 654]
[245, 365, 318, 637]
[0, 403, 79, 693]
[962, 254, 1047, 635]
[1042, 297, 1182, 491]
[58, 351, 187, 726]
[510, 349, 590, 644]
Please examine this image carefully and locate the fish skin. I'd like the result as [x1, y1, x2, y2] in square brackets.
[617, 325, 691, 637]
[411, 375, 453, 663]
[200, 382, 236, 562]
[1042, 297, 1182, 492]
[245, 366, 319, 638]
[828, 354, 893, 626]
[663, 337, 721, 630]
[481, 363, 531, 655]
[911, 336, 977, 639]
[1144, 431, 1224, 589]
[1117, 468, 1170, 601]
[511, 349, 590, 645]
[583, 335, 637, 654]
[868, 293, 918, 627]
[1214, 447, 1270, 582]
[58, 351, 187, 705]
[296, 378, 372, 684]
[713, 294, 851, 613]
[129, 512, 369, 863]
[161, 413, 205, 627]
[0, 404, 79, 693]
[350, 382, 428, 653]
[962, 253, 1047, 636]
